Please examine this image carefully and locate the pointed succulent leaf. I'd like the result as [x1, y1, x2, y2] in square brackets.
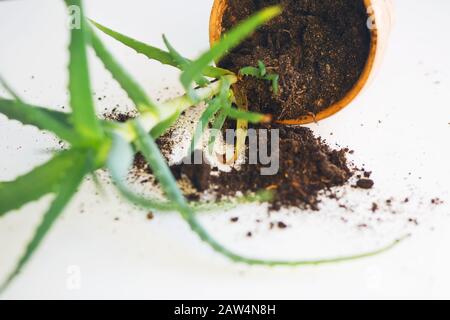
[0, 150, 82, 218]
[88, 26, 160, 115]
[0, 151, 88, 293]
[107, 132, 176, 211]
[0, 98, 77, 143]
[208, 109, 227, 155]
[224, 106, 270, 123]
[90, 20, 232, 79]
[239, 66, 261, 77]
[257, 60, 267, 76]
[188, 98, 222, 155]
[65, 0, 103, 140]
[162, 34, 209, 88]
[180, 6, 282, 91]
[266, 74, 279, 95]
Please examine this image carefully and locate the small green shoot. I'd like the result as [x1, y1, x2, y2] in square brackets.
[240, 60, 280, 95]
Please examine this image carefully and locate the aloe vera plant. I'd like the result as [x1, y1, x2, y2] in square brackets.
[0, 1, 405, 293]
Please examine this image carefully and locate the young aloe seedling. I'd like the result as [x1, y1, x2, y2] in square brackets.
[0, 1, 406, 293]
[240, 60, 280, 95]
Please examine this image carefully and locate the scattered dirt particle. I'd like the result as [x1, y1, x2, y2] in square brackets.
[431, 198, 443, 205]
[371, 202, 379, 213]
[356, 179, 375, 189]
[277, 222, 288, 229]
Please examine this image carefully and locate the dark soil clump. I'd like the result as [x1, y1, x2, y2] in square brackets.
[356, 178, 375, 189]
[220, 0, 371, 119]
[171, 152, 212, 192]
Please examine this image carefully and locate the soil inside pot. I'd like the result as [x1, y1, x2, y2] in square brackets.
[220, 0, 371, 120]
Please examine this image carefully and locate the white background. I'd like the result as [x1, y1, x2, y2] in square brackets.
[0, 0, 449, 299]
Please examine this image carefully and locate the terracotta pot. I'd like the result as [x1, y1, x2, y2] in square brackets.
[209, 0, 395, 125]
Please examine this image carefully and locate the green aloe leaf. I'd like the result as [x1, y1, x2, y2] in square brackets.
[162, 34, 207, 102]
[88, 26, 160, 116]
[65, 0, 103, 140]
[266, 74, 279, 95]
[162, 35, 209, 87]
[189, 76, 232, 154]
[133, 121, 199, 218]
[0, 98, 77, 143]
[0, 151, 88, 293]
[150, 110, 181, 139]
[148, 75, 238, 140]
[208, 109, 227, 155]
[0, 98, 124, 142]
[258, 60, 267, 76]
[188, 98, 222, 155]
[90, 20, 232, 79]
[224, 106, 269, 123]
[162, 34, 189, 69]
[0, 75, 23, 101]
[239, 66, 261, 77]
[107, 132, 178, 212]
[240, 61, 280, 95]
[0, 150, 82, 218]
[133, 121, 405, 266]
[180, 6, 282, 92]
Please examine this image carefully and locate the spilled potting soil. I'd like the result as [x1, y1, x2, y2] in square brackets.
[170, 124, 365, 211]
[128, 119, 372, 211]
[105, 110, 359, 211]
[105, 106, 443, 237]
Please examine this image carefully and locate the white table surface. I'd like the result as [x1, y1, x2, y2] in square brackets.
[0, 0, 449, 300]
